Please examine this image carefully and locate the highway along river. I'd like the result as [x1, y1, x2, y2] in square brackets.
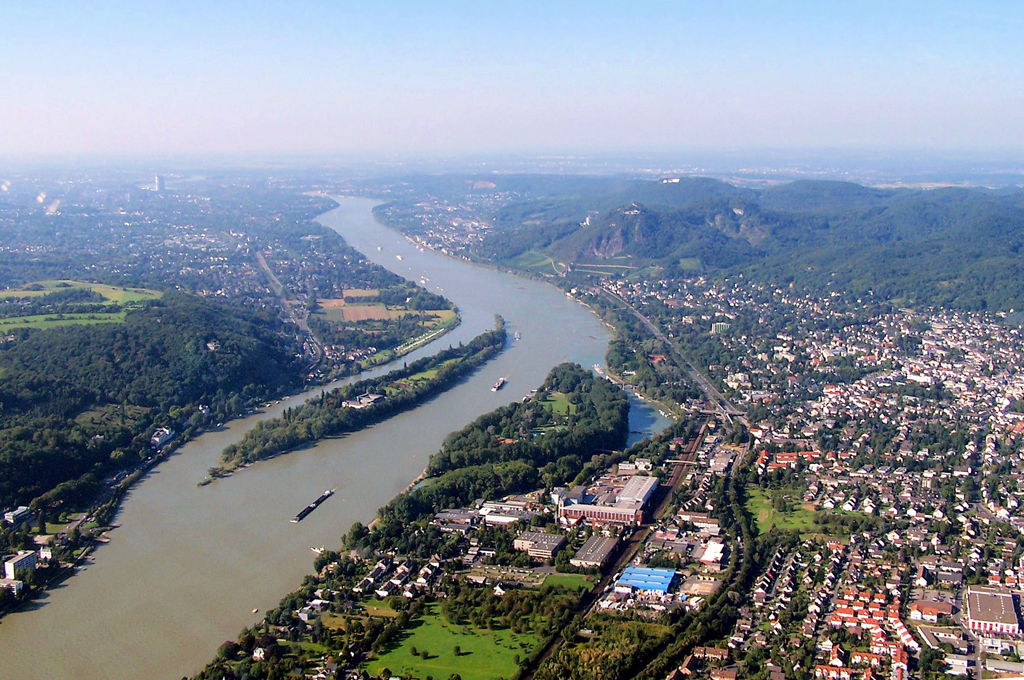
[0, 196, 671, 680]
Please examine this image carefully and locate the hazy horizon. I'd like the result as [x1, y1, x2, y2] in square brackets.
[2, 2, 1023, 162]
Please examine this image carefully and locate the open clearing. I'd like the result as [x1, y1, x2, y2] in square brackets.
[0, 312, 127, 330]
[746, 487, 817, 534]
[364, 601, 401, 618]
[542, 573, 594, 590]
[389, 308, 457, 322]
[511, 250, 564, 276]
[342, 305, 391, 321]
[539, 391, 577, 416]
[0, 280, 161, 330]
[342, 288, 379, 299]
[366, 604, 535, 680]
[0, 280, 161, 303]
[318, 298, 347, 309]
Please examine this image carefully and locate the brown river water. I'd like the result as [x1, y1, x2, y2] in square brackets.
[0, 196, 669, 679]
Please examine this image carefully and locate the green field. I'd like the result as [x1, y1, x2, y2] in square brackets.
[511, 250, 563, 275]
[540, 391, 577, 416]
[746, 487, 817, 534]
[543, 573, 594, 590]
[316, 307, 348, 322]
[632, 265, 667, 279]
[571, 264, 637, 275]
[366, 605, 536, 680]
[676, 257, 701, 271]
[364, 600, 401, 618]
[0, 311, 127, 330]
[0, 280, 161, 302]
[0, 280, 160, 330]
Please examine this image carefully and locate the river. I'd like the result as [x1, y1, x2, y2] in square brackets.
[0, 196, 670, 679]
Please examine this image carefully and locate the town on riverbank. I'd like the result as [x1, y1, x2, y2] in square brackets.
[0, 185, 463, 621]
[191, 363, 739, 680]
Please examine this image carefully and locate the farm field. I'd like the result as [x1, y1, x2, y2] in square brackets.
[0, 280, 161, 303]
[342, 288, 380, 299]
[0, 280, 161, 330]
[341, 305, 391, 321]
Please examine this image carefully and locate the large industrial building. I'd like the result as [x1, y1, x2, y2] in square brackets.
[513, 532, 567, 561]
[570, 534, 619, 569]
[615, 566, 676, 595]
[965, 586, 1021, 635]
[558, 474, 659, 525]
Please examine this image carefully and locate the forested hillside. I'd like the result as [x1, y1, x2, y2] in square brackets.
[469, 177, 1024, 311]
[0, 293, 300, 507]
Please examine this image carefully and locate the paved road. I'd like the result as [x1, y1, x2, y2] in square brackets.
[255, 250, 323, 369]
[595, 288, 745, 421]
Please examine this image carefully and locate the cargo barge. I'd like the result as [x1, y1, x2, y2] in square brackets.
[291, 489, 335, 523]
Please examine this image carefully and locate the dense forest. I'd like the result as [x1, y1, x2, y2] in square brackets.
[214, 321, 507, 473]
[443, 176, 1024, 311]
[0, 293, 301, 508]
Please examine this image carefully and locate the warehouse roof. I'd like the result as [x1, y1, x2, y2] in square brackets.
[571, 534, 618, 566]
[616, 566, 676, 594]
[967, 587, 1020, 626]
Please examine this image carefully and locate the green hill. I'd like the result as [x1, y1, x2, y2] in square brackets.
[479, 177, 1024, 311]
[0, 293, 301, 507]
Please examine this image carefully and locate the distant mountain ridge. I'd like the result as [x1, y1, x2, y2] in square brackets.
[477, 177, 1024, 311]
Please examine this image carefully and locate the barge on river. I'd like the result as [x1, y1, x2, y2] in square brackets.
[291, 489, 335, 523]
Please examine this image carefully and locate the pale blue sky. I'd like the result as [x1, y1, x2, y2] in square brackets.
[1, 1, 1021, 158]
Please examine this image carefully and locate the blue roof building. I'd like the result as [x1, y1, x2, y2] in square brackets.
[615, 566, 676, 594]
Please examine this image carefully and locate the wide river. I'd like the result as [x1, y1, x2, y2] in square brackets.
[0, 196, 670, 679]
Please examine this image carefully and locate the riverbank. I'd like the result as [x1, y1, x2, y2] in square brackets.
[368, 198, 685, 423]
[208, 321, 506, 478]
[0, 195, 649, 680]
[187, 364, 645, 680]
